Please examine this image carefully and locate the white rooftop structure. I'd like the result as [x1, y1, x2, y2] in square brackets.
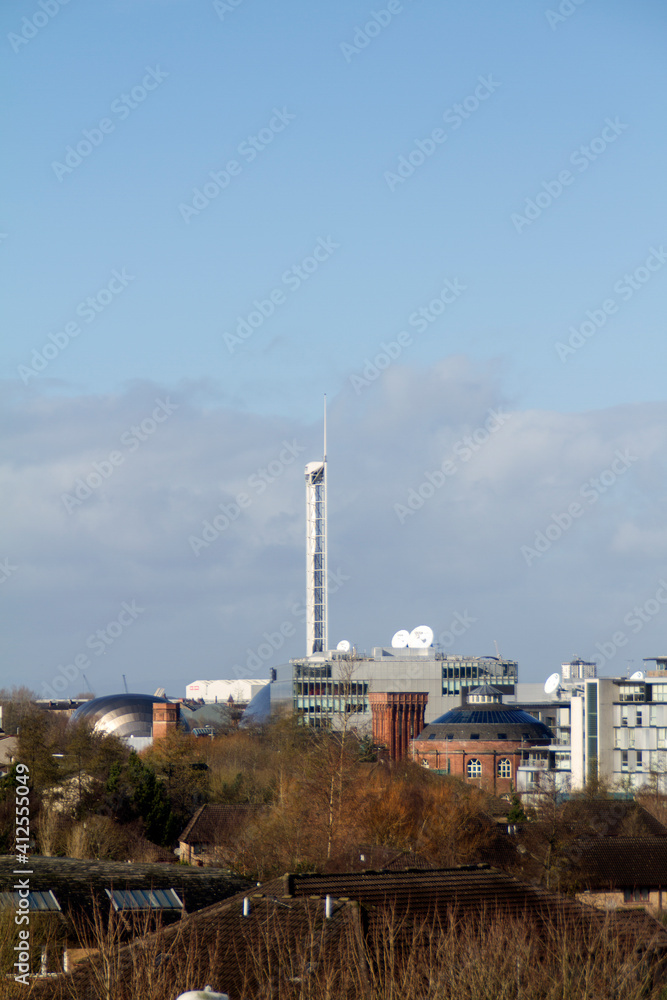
[185, 679, 270, 703]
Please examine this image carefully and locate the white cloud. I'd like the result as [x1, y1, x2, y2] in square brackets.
[2, 362, 667, 696]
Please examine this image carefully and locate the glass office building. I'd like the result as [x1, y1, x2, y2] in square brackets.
[245, 648, 519, 729]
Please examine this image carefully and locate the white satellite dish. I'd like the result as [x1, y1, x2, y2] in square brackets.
[544, 673, 561, 695]
[391, 629, 410, 648]
[336, 639, 351, 652]
[630, 670, 645, 681]
[408, 625, 434, 648]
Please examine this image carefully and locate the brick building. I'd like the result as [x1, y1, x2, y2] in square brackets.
[369, 691, 428, 761]
[411, 685, 553, 794]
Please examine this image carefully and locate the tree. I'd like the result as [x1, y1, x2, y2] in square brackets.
[15, 707, 60, 790]
[0, 686, 36, 736]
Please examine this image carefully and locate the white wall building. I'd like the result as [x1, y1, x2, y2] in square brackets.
[186, 679, 270, 704]
[516, 657, 667, 797]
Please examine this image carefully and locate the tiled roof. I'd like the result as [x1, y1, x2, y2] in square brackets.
[562, 799, 667, 838]
[574, 838, 667, 888]
[25, 869, 667, 998]
[338, 845, 435, 872]
[30, 889, 362, 1000]
[0, 854, 250, 929]
[179, 803, 267, 845]
[261, 864, 667, 941]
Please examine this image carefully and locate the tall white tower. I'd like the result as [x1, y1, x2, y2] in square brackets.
[305, 398, 327, 655]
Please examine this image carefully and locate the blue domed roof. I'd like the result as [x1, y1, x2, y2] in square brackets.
[431, 707, 550, 730]
[416, 699, 553, 742]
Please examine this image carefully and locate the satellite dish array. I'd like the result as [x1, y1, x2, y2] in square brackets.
[392, 626, 434, 649]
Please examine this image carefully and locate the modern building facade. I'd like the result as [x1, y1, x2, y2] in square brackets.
[516, 657, 667, 797]
[244, 646, 519, 729]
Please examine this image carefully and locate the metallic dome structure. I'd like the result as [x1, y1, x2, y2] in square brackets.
[70, 693, 168, 738]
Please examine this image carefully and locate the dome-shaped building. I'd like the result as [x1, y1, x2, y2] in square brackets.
[411, 685, 553, 793]
[70, 693, 169, 739]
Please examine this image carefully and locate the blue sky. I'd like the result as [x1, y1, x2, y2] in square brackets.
[2, 0, 667, 698]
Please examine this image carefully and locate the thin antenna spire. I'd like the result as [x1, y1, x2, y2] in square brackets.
[323, 393, 327, 463]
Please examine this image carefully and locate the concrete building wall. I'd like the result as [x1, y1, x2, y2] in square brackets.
[571, 694, 585, 791]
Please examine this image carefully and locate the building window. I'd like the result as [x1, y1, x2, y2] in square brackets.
[636, 751, 643, 769]
[619, 684, 646, 703]
[497, 733, 507, 740]
[467, 758, 482, 778]
[621, 714, 628, 727]
[428, 733, 436, 740]
[470, 733, 479, 740]
[497, 758, 511, 778]
[621, 750, 628, 770]
[623, 887, 649, 903]
[636, 710, 643, 727]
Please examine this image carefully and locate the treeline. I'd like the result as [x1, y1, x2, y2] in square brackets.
[2, 693, 666, 884]
[0, 696, 503, 872]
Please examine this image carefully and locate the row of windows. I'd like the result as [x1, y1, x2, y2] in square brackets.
[428, 732, 528, 741]
[296, 682, 368, 696]
[615, 728, 667, 748]
[296, 702, 368, 714]
[618, 750, 667, 770]
[466, 758, 513, 778]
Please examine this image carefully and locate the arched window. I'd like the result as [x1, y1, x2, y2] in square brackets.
[466, 758, 482, 778]
[497, 758, 512, 778]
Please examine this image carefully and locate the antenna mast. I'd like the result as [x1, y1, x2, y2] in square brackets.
[304, 396, 328, 655]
